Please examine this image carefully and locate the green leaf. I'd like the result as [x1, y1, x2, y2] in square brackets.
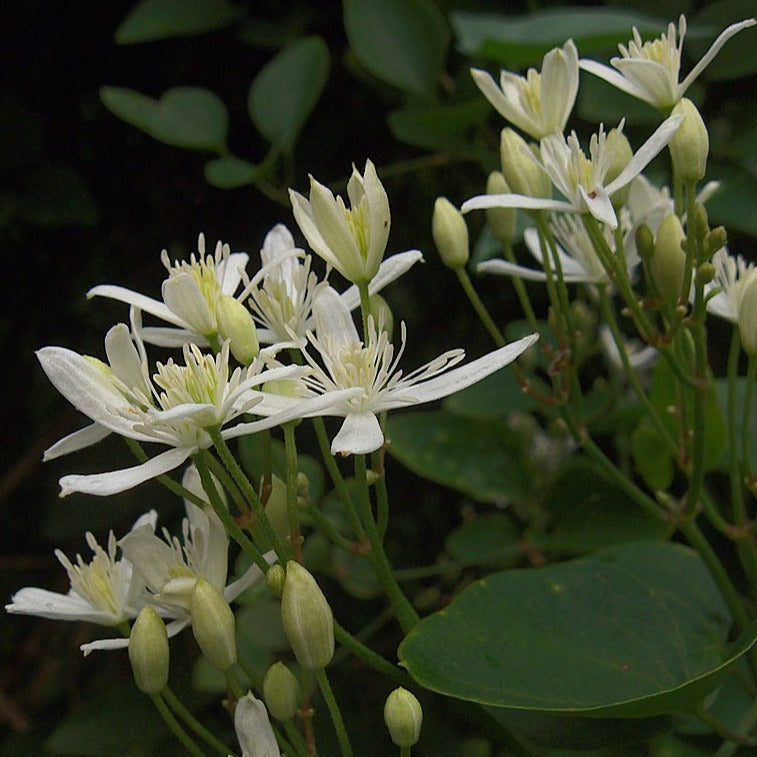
[399, 541, 755, 717]
[450, 8, 667, 67]
[703, 164, 757, 236]
[343, 0, 449, 102]
[248, 36, 330, 153]
[442, 364, 535, 419]
[631, 423, 674, 491]
[115, 0, 245, 44]
[204, 155, 259, 188]
[387, 410, 527, 504]
[577, 73, 662, 126]
[445, 512, 521, 567]
[529, 459, 670, 554]
[100, 86, 228, 153]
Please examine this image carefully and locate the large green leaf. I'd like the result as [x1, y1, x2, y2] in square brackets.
[442, 364, 536, 419]
[387, 410, 527, 504]
[248, 36, 330, 153]
[399, 542, 755, 717]
[204, 155, 260, 188]
[445, 512, 522, 567]
[115, 0, 245, 44]
[100, 86, 228, 153]
[343, 0, 449, 102]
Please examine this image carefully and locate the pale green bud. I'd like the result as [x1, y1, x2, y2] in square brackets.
[281, 561, 334, 669]
[190, 578, 237, 670]
[129, 606, 169, 695]
[636, 224, 655, 264]
[605, 128, 633, 209]
[263, 662, 301, 721]
[738, 276, 757, 357]
[485, 171, 517, 243]
[384, 687, 423, 748]
[651, 214, 686, 305]
[500, 128, 550, 199]
[432, 197, 469, 270]
[696, 262, 716, 286]
[216, 295, 259, 364]
[253, 474, 290, 550]
[368, 293, 394, 338]
[705, 226, 728, 258]
[669, 98, 708, 183]
[266, 564, 286, 597]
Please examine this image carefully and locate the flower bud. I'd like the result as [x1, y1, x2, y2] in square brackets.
[234, 693, 280, 757]
[485, 171, 517, 243]
[253, 474, 290, 550]
[605, 128, 633, 209]
[369, 293, 394, 338]
[668, 98, 708, 183]
[738, 276, 757, 357]
[432, 197, 469, 270]
[129, 606, 169, 695]
[216, 295, 259, 365]
[635, 224, 655, 264]
[263, 662, 301, 721]
[384, 687, 423, 748]
[266, 564, 286, 597]
[500, 128, 551, 199]
[280, 561, 334, 669]
[190, 578, 237, 670]
[651, 214, 686, 305]
[705, 226, 728, 258]
[696, 262, 716, 286]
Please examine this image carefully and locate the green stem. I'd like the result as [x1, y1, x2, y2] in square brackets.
[162, 687, 232, 757]
[202, 451, 248, 514]
[151, 693, 209, 757]
[283, 719, 310, 757]
[208, 427, 289, 562]
[283, 422, 304, 564]
[714, 694, 757, 756]
[743, 357, 756, 481]
[502, 241, 541, 335]
[454, 267, 506, 347]
[692, 704, 757, 746]
[354, 455, 420, 633]
[224, 667, 245, 700]
[315, 668, 353, 757]
[400, 747, 412, 757]
[358, 282, 373, 343]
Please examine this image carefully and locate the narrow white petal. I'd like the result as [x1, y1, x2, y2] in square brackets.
[59, 446, 195, 498]
[6, 588, 118, 624]
[44, 423, 112, 461]
[477, 258, 594, 283]
[522, 227, 592, 279]
[331, 411, 385, 456]
[140, 326, 208, 348]
[87, 284, 186, 328]
[462, 194, 574, 214]
[289, 189, 338, 269]
[218, 252, 250, 296]
[578, 185, 618, 229]
[578, 59, 652, 103]
[223, 552, 275, 602]
[314, 287, 361, 348]
[162, 274, 216, 335]
[81, 637, 130, 656]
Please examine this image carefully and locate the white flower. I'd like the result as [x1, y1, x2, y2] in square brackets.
[5, 511, 157, 649]
[471, 40, 579, 139]
[88, 233, 251, 348]
[283, 287, 537, 456]
[704, 248, 757, 324]
[599, 324, 657, 374]
[289, 159, 391, 284]
[462, 116, 682, 229]
[234, 693, 281, 757]
[579, 15, 756, 109]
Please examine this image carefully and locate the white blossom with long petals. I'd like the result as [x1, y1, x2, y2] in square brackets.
[471, 40, 579, 139]
[275, 287, 538, 455]
[462, 116, 682, 229]
[704, 248, 757, 324]
[579, 15, 755, 109]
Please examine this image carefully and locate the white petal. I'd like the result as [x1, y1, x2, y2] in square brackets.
[223, 551, 275, 602]
[59, 446, 195, 498]
[477, 258, 594, 283]
[331, 411, 385, 456]
[578, 185, 618, 228]
[578, 59, 652, 103]
[5, 588, 119, 625]
[235, 694, 281, 757]
[81, 637, 130, 656]
[462, 194, 574, 214]
[314, 286, 361, 348]
[87, 284, 186, 328]
[218, 252, 250, 296]
[44, 423, 112, 461]
[162, 274, 216, 335]
[139, 326, 208, 348]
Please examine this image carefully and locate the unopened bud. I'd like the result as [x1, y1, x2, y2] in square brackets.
[129, 606, 169, 694]
[281, 561, 334, 669]
[253, 475, 290, 549]
[216, 295, 259, 364]
[669, 98, 708, 183]
[705, 226, 728, 258]
[234, 693, 280, 757]
[651, 214, 686, 305]
[696, 262, 715, 286]
[635, 224, 655, 263]
[485, 171, 516, 243]
[432, 197, 469, 270]
[369, 293, 394, 338]
[500, 128, 550, 199]
[263, 662, 301, 721]
[190, 578, 237, 670]
[605, 128, 633, 209]
[384, 687, 423, 748]
[266, 564, 286, 597]
[738, 276, 757, 357]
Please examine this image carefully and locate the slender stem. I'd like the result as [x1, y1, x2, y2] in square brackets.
[728, 329, 747, 524]
[315, 668, 353, 757]
[283, 422, 304, 564]
[202, 452, 248, 514]
[692, 704, 757, 746]
[224, 667, 245, 700]
[400, 747, 412, 757]
[358, 282, 373, 343]
[373, 447, 390, 540]
[162, 687, 232, 757]
[283, 719, 310, 757]
[455, 267, 506, 347]
[354, 455, 420, 633]
[305, 503, 356, 551]
[714, 694, 757, 756]
[151, 693, 209, 757]
[502, 241, 541, 334]
[209, 427, 289, 562]
[334, 620, 411, 688]
[194, 451, 270, 574]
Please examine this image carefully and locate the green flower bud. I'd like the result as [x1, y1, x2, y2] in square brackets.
[738, 276, 757, 357]
[190, 578, 237, 670]
[605, 128, 633, 209]
[432, 197, 469, 270]
[266, 564, 286, 597]
[216, 295, 259, 365]
[485, 171, 517, 244]
[384, 687, 423, 748]
[669, 98, 708, 183]
[651, 214, 686, 305]
[500, 128, 550, 199]
[705, 226, 728, 258]
[129, 606, 169, 695]
[696, 262, 716, 286]
[281, 561, 334, 669]
[635, 223, 655, 264]
[263, 662, 301, 721]
[252, 474, 290, 550]
[369, 293, 394, 338]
